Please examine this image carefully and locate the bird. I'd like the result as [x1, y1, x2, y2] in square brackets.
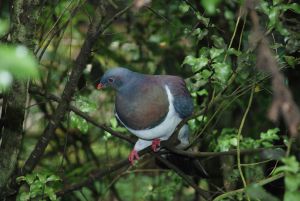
[97, 67, 193, 164]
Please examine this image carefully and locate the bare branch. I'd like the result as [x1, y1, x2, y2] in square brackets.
[21, 3, 105, 175]
[29, 85, 134, 144]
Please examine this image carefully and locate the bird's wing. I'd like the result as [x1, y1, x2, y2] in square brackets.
[163, 76, 193, 119]
[115, 78, 169, 130]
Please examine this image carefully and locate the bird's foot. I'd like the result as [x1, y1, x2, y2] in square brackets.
[128, 149, 139, 165]
[151, 138, 161, 152]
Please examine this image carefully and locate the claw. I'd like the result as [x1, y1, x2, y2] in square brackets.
[128, 149, 139, 165]
[151, 138, 161, 152]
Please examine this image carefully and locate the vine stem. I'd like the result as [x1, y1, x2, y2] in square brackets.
[212, 173, 284, 201]
[223, 8, 242, 62]
[236, 84, 255, 201]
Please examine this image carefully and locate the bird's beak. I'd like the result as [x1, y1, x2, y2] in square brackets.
[97, 83, 104, 90]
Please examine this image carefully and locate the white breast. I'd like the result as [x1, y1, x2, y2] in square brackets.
[115, 85, 182, 140]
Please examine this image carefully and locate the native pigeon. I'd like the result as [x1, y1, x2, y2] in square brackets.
[97, 67, 193, 164]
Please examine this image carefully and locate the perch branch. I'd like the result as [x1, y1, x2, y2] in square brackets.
[29, 86, 134, 144]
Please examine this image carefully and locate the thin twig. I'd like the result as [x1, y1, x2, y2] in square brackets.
[29, 86, 134, 144]
[163, 145, 284, 158]
[56, 147, 151, 196]
[212, 173, 284, 201]
[236, 84, 255, 200]
[153, 153, 211, 200]
[21, 3, 104, 176]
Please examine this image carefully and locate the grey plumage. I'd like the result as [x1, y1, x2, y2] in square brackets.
[98, 67, 194, 162]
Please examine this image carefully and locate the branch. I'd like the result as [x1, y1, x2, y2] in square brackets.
[153, 153, 211, 200]
[29, 85, 284, 161]
[21, 3, 132, 175]
[236, 84, 255, 195]
[0, 0, 39, 195]
[29, 86, 134, 144]
[162, 145, 285, 158]
[212, 173, 284, 201]
[56, 147, 151, 197]
[246, 0, 300, 139]
[95, 3, 133, 36]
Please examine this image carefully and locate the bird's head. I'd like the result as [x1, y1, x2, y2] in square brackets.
[97, 67, 132, 91]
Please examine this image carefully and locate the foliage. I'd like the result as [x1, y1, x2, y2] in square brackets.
[247, 184, 280, 201]
[0, 20, 38, 91]
[16, 172, 61, 201]
[0, 0, 300, 200]
[70, 96, 97, 134]
[210, 127, 280, 151]
[274, 156, 300, 201]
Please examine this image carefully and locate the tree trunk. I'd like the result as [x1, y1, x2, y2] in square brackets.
[0, 0, 39, 197]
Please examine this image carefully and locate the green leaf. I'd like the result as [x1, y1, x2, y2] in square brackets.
[195, 14, 210, 27]
[284, 191, 300, 201]
[281, 156, 299, 173]
[212, 62, 231, 84]
[29, 181, 43, 197]
[45, 187, 57, 201]
[0, 45, 39, 79]
[260, 1, 270, 14]
[37, 172, 47, 183]
[229, 137, 238, 147]
[211, 35, 226, 49]
[247, 184, 280, 201]
[179, 2, 190, 13]
[272, 0, 283, 6]
[25, 174, 36, 185]
[110, 118, 118, 128]
[103, 131, 112, 141]
[224, 10, 234, 20]
[227, 48, 241, 56]
[16, 176, 26, 183]
[282, 3, 300, 14]
[0, 19, 9, 37]
[200, 69, 212, 79]
[182, 55, 209, 73]
[70, 112, 89, 134]
[285, 174, 300, 191]
[74, 96, 96, 113]
[196, 115, 207, 123]
[200, 0, 221, 14]
[284, 56, 297, 68]
[46, 175, 61, 183]
[68, 96, 96, 133]
[260, 128, 280, 142]
[210, 48, 224, 59]
[274, 156, 300, 174]
[194, 57, 209, 72]
[182, 55, 196, 66]
[192, 28, 208, 41]
[199, 47, 210, 57]
[18, 192, 30, 201]
[197, 89, 208, 96]
[268, 7, 279, 28]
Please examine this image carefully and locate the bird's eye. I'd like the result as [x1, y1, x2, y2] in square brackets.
[108, 78, 114, 83]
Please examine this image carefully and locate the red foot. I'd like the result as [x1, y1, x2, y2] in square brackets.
[128, 149, 140, 165]
[151, 138, 161, 152]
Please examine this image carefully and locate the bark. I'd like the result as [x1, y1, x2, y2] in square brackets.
[0, 0, 39, 197]
[21, 3, 104, 175]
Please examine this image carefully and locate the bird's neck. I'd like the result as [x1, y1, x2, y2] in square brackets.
[116, 73, 147, 92]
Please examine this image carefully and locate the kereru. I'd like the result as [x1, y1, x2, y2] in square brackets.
[97, 67, 193, 164]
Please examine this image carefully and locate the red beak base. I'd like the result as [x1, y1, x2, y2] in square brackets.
[97, 83, 104, 90]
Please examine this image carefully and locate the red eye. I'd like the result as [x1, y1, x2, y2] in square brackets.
[108, 78, 113, 83]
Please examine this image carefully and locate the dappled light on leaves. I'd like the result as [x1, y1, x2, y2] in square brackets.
[0, 0, 300, 201]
